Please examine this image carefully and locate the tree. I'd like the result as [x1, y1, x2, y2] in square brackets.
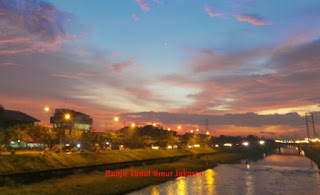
[104, 131, 125, 145]
[0, 124, 32, 147]
[0, 105, 4, 130]
[124, 135, 155, 148]
[64, 129, 84, 142]
[26, 125, 57, 148]
[158, 132, 181, 146]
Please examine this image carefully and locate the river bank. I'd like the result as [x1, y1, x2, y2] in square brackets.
[0, 148, 216, 174]
[303, 145, 320, 168]
[0, 146, 275, 195]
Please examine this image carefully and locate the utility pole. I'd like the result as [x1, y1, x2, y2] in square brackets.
[311, 113, 317, 137]
[305, 113, 310, 140]
[205, 118, 208, 133]
[305, 113, 317, 140]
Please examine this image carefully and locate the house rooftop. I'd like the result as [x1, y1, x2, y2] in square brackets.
[2, 110, 40, 122]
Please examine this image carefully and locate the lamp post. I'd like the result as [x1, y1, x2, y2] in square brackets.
[60, 113, 71, 147]
[114, 116, 126, 128]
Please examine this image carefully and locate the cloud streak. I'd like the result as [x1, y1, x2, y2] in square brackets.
[132, 13, 139, 21]
[136, 0, 149, 12]
[204, 5, 223, 17]
[110, 59, 135, 74]
[234, 14, 272, 25]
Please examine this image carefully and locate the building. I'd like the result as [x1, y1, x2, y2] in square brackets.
[0, 108, 40, 130]
[50, 109, 93, 131]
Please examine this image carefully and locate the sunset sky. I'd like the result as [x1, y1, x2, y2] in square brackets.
[1, 0, 320, 138]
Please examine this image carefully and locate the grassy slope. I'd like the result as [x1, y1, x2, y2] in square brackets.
[0, 148, 217, 174]
[0, 153, 245, 195]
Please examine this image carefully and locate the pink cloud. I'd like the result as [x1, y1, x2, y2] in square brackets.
[0, 62, 15, 67]
[0, 37, 29, 45]
[51, 73, 76, 79]
[110, 58, 135, 74]
[76, 72, 96, 77]
[132, 13, 139, 21]
[126, 87, 157, 99]
[234, 14, 272, 25]
[136, 0, 150, 12]
[204, 5, 223, 18]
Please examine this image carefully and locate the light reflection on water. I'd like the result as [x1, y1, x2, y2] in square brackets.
[129, 149, 320, 195]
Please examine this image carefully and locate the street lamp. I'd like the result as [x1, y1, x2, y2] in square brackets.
[196, 128, 199, 132]
[44, 106, 50, 112]
[167, 128, 171, 131]
[114, 116, 119, 122]
[178, 125, 181, 130]
[206, 131, 210, 135]
[131, 123, 136, 127]
[65, 114, 71, 120]
[190, 130, 194, 133]
[152, 123, 157, 127]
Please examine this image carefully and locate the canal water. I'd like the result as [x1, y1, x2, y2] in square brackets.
[129, 147, 320, 195]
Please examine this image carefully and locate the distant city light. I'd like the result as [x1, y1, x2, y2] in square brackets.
[114, 116, 119, 122]
[259, 140, 265, 145]
[190, 130, 194, 133]
[215, 144, 219, 147]
[167, 128, 171, 131]
[131, 123, 135, 127]
[206, 131, 210, 135]
[151, 146, 159, 150]
[178, 125, 181, 130]
[153, 123, 157, 127]
[167, 145, 173, 149]
[196, 128, 199, 132]
[193, 144, 200, 148]
[242, 142, 249, 146]
[224, 143, 232, 147]
[77, 144, 81, 148]
[44, 106, 50, 112]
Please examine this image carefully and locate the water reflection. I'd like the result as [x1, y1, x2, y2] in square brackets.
[205, 169, 215, 194]
[177, 177, 186, 195]
[245, 169, 254, 195]
[150, 186, 160, 195]
[129, 148, 320, 195]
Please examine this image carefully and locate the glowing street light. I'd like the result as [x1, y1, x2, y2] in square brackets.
[65, 114, 71, 120]
[190, 130, 194, 133]
[114, 116, 119, 122]
[242, 142, 249, 146]
[259, 140, 265, 145]
[196, 128, 199, 132]
[131, 123, 136, 127]
[206, 131, 210, 135]
[152, 123, 157, 127]
[178, 125, 181, 130]
[44, 106, 50, 112]
[167, 128, 171, 131]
